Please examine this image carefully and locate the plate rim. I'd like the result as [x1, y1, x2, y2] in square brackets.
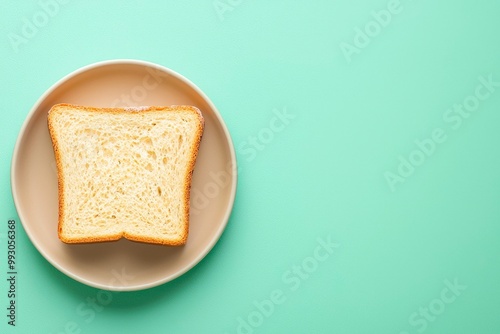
[10, 59, 238, 291]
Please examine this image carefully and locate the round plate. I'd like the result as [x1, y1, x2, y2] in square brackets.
[11, 60, 237, 291]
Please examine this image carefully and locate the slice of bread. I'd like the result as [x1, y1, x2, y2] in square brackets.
[47, 103, 204, 246]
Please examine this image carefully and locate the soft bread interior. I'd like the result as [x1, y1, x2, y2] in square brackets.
[48, 104, 203, 245]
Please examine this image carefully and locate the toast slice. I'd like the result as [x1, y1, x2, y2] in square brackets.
[47, 103, 204, 246]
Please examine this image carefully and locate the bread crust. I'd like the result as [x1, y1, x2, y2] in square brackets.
[47, 103, 204, 246]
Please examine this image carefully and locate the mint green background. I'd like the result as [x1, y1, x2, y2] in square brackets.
[1, 1, 500, 333]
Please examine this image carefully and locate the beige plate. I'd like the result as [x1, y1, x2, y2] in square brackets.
[11, 60, 237, 291]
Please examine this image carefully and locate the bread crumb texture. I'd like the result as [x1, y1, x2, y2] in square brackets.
[48, 104, 204, 246]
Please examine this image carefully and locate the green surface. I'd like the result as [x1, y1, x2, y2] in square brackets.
[1, 1, 500, 333]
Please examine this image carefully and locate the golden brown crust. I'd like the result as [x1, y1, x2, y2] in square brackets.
[47, 106, 66, 245]
[47, 103, 204, 246]
[181, 105, 204, 246]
